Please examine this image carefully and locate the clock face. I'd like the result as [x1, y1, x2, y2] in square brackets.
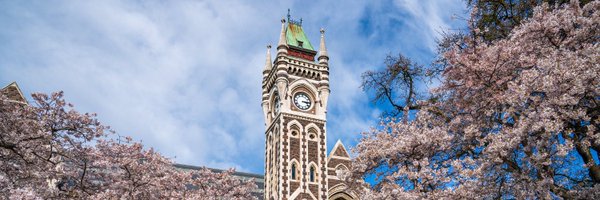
[274, 97, 280, 114]
[293, 92, 311, 110]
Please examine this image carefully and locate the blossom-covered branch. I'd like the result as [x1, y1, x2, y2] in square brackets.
[1, 92, 257, 199]
[351, 1, 599, 199]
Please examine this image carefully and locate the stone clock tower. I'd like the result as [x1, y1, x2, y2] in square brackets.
[261, 12, 332, 200]
[261, 12, 356, 200]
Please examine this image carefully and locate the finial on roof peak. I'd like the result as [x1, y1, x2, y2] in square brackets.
[267, 44, 272, 49]
[320, 28, 325, 34]
[286, 9, 302, 26]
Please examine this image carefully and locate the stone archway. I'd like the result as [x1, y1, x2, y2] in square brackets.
[329, 191, 354, 200]
[328, 183, 357, 200]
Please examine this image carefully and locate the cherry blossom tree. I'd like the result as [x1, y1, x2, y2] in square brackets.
[467, 0, 594, 42]
[351, 1, 599, 199]
[0, 92, 257, 199]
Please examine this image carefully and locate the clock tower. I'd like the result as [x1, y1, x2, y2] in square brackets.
[261, 13, 331, 200]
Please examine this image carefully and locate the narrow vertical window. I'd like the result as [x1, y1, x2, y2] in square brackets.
[310, 166, 315, 182]
[291, 164, 296, 180]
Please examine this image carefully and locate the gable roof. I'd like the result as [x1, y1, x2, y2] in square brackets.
[328, 140, 350, 159]
[2, 82, 27, 104]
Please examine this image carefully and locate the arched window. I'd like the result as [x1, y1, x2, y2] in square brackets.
[290, 124, 300, 138]
[306, 127, 319, 141]
[291, 163, 297, 180]
[309, 166, 315, 182]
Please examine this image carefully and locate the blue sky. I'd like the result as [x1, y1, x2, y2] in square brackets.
[0, 0, 467, 174]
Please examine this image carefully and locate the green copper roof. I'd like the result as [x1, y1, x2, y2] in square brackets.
[286, 23, 314, 51]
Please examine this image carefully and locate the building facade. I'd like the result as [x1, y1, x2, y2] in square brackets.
[261, 13, 354, 200]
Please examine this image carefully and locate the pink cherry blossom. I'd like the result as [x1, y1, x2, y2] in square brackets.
[350, 1, 599, 199]
[1, 92, 257, 199]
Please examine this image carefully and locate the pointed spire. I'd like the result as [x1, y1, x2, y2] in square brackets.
[263, 44, 272, 73]
[277, 18, 287, 54]
[318, 28, 329, 63]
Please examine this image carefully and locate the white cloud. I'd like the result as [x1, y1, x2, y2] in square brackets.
[0, 0, 466, 174]
[395, 0, 467, 52]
